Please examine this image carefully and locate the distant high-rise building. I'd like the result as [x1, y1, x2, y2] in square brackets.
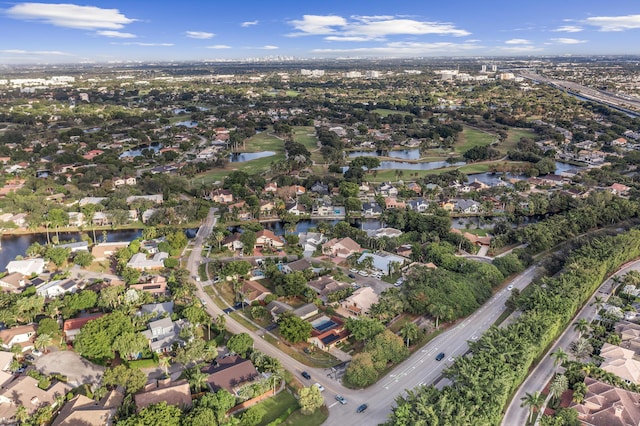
[491, 64, 498, 72]
[365, 70, 380, 78]
[481, 64, 487, 72]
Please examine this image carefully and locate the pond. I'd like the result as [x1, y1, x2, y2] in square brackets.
[120, 142, 162, 158]
[230, 219, 383, 236]
[349, 149, 422, 160]
[229, 151, 276, 163]
[342, 159, 465, 172]
[470, 162, 584, 185]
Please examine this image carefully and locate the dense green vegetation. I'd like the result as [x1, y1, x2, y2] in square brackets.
[386, 228, 640, 425]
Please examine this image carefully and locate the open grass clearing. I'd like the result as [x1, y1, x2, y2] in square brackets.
[242, 130, 285, 153]
[500, 128, 537, 153]
[455, 126, 497, 154]
[372, 108, 412, 117]
[256, 390, 299, 426]
[282, 405, 329, 426]
[196, 153, 286, 184]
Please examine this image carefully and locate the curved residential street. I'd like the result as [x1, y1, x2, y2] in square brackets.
[502, 259, 640, 426]
[187, 209, 542, 425]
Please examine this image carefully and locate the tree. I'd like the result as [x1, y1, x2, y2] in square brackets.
[198, 390, 236, 424]
[73, 251, 94, 267]
[34, 334, 52, 354]
[570, 337, 593, 361]
[344, 317, 385, 342]
[74, 311, 134, 361]
[102, 364, 146, 394]
[240, 405, 265, 426]
[112, 331, 148, 360]
[37, 317, 60, 338]
[298, 385, 324, 415]
[222, 261, 251, 280]
[427, 303, 455, 329]
[45, 246, 71, 267]
[240, 230, 257, 255]
[343, 352, 378, 387]
[226, 333, 253, 357]
[283, 272, 307, 297]
[399, 322, 419, 348]
[187, 368, 209, 393]
[278, 313, 312, 344]
[183, 407, 217, 426]
[549, 374, 568, 403]
[551, 348, 568, 370]
[121, 267, 141, 285]
[118, 401, 183, 426]
[520, 391, 545, 424]
[573, 319, 590, 338]
[158, 356, 171, 377]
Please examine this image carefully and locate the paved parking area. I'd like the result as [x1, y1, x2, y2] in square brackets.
[35, 351, 105, 387]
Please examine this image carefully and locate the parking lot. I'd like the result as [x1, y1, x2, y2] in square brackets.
[35, 351, 105, 387]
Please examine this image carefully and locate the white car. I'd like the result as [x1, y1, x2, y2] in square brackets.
[358, 271, 369, 277]
[314, 383, 325, 392]
[507, 285, 514, 291]
[349, 268, 358, 273]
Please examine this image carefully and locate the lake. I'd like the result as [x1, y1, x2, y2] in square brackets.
[470, 161, 583, 185]
[230, 218, 384, 236]
[120, 142, 162, 158]
[349, 149, 422, 160]
[230, 151, 276, 163]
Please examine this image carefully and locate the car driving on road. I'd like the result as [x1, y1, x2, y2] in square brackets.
[335, 395, 347, 405]
[357, 404, 368, 413]
[301, 371, 311, 380]
[435, 352, 445, 361]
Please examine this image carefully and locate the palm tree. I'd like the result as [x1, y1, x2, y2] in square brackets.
[551, 348, 568, 370]
[215, 231, 224, 250]
[34, 334, 53, 354]
[571, 338, 594, 362]
[428, 304, 454, 329]
[270, 369, 283, 396]
[400, 322, 420, 348]
[572, 381, 587, 404]
[187, 369, 208, 393]
[581, 362, 596, 379]
[573, 319, 590, 338]
[592, 296, 605, 313]
[158, 356, 171, 377]
[549, 374, 568, 403]
[520, 391, 545, 424]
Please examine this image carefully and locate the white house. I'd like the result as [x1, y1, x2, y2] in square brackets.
[6, 258, 45, 276]
[36, 279, 79, 298]
[358, 252, 406, 275]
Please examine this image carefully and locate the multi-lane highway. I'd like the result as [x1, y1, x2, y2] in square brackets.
[187, 209, 541, 424]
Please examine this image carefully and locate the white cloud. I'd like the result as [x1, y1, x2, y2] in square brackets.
[497, 45, 543, 53]
[550, 38, 586, 44]
[114, 42, 174, 47]
[505, 38, 532, 45]
[5, 2, 136, 30]
[289, 14, 470, 40]
[206, 44, 231, 49]
[96, 30, 136, 38]
[261, 45, 279, 50]
[186, 31, 215, 39]
[585, 14, 640, 31]
[552, 25, 583, 33]
[241, 20, 258, 27]
[0, 49, 71, 55]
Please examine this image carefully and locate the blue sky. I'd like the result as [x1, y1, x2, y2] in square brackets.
[1, 1, 639, 64]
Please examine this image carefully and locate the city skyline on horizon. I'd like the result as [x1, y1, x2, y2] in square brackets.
[1, 1, 640, 64]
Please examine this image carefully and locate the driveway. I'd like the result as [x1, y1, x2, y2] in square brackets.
[35, 351, 105, 387]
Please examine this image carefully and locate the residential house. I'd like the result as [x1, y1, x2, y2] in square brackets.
[0, 376, 72, 422]
[610, 183, 631, 196]
[396, 244, 413, 258]
[134, 379, 192, 412]
[357, 252, 406, 275]
[222, 233, 244, 252]
[126, 252, 169, 270]
[298, 232, 326, 255]
[255, 229, 285, 249]
[309, 316, 349, 351]
[56, 241, 89, 253]
[240, 281, 272, 304]
[228, 201, 252, 221]
[52, 389, 123, 426]
[140, 301, 175, 320]
[92, 212, 111, 227]
[408, 198, 429, 212]
[368, 228, 403, 239]
[307, 276, 351, 301]
[202, 355, 259, 394]
[79, 197, 107, 207]
[91, 242, 130, 261]
[469, 179, 489, 191]
[313, 203, 346, 218]
[63, 314, 103, 343]
[293, 303, 319, 320]
[126, 195, 163, 205]
[310, 182, 329, 195]
[263, 182, 278, 194]
[440, 200, 455, 211]
[378, 183, 398, 197]
[362, 202, 383, 217]
[571, 377, 640, 426]
[600, 343, 640, 384]
[282, 258, 313, 274]
[384, 197, 406, 210]
[209, 189, 234, 204]
[406, 182, 422, 195]
[141, 209, 157, 223]
[0, 272, 30, 293]
[265, 300, 294, 321]
[341, 287, 379, 317]
[130, 276, 169, 296]
[322, 237, 361, 258]
[36, 279, 79, 298]
[0, 352, 13, 373]
[455, 199, 481, 214]
[0, 324, 37, 351]
[0, 179, 26, 198]
[616, 320, 640, 354]
[286, 201, 306, 216]
[6, 258, 45, 276]
[259, 200, 276, 217]
[142, 317, 190, 353]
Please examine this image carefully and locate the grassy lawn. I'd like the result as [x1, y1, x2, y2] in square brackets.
[263, 334, 340, 368]
[230, 312, 259, 332]
[243, 130, 285, 152]
[455, 126, 497, 154]
[283, 406, 329, 426]
[372, 108, 412, 117]
[196, 153, 286, 184]
[285, 90, 300, 97]
[204, 286, 229, 310]
[256, 390, 299, 426]
[463, 228, 490, 236]
[500, 128, 537, 153]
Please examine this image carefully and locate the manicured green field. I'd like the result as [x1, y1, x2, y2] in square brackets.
[256, 391, 299, 426]
[500, 128, 537, 152]
[243, 130, 285, 152]
[372, 108, 412, 117]
[196, 153, 285, 184]
[455, 126, 497, 153]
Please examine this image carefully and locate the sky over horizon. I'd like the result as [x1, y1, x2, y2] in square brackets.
[1, 1, 639, 64]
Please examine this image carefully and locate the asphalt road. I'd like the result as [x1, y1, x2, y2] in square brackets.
[187, 210, 542, 424]
[502, 260, 640, 426]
